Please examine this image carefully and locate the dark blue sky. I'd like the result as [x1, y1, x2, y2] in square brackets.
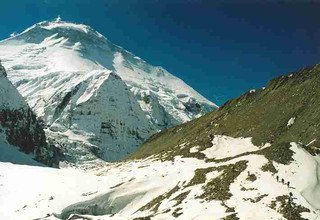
[1, 1, 320, 105]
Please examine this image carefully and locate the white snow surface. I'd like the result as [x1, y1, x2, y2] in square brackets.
[202, 135, 270, 160]
[1, 137, 319, 220]
[189, 145, 200, 153]
[0, 69, 26, 110]
[0, 19, 216, 162]
[0, 141, 41, 166]
[287, 117, 295, 127]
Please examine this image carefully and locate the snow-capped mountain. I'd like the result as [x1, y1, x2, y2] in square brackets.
[0, 63, 57, 165]
[0, 19, 217, 163]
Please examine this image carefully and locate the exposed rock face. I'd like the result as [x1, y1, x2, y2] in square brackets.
[0, 61, 6, 77]
[0, 63, 58, 165]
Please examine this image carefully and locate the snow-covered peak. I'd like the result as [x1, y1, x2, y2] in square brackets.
[1, 19, 216, 107]
[39, 20, 91, 33]
[0, 20, 217, 162]
[37, 19, 101, 36]
[3, 19, 104, 50]
[34, 18, 93, 32]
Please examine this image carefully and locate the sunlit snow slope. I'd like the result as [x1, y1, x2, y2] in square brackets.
[1, 140, 319, 220]
[0, 19, 216, 163]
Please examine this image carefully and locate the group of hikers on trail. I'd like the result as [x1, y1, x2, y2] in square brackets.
[276, 175, 290, 188]
[276, 175, 295, 205]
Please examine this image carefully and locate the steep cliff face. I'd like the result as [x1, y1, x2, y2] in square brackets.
[0, 63, 57, 165]
[0, 19, 217, 163]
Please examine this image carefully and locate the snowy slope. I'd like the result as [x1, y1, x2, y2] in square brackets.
[1, 139, 319, 220]
[0, 63, 26, 109]
[0, 18, 216, 162]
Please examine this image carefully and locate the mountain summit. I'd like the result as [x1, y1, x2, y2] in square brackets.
[0, 19, 216, 163]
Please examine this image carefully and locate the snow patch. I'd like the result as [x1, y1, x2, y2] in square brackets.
[275, 143, 320, 210]
[190, 146, 200, 153]
[201, 135, 269, 160]
[9, 32, 17, 38]
[287, 117, 295, 127]
[55, 15, 62, 22]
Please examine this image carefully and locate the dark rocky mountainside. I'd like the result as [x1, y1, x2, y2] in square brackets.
[0, 63, 58, 166]
[131, 64, 320, 161]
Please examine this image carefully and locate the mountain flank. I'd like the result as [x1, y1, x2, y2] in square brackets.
[131, 64, 320, 161]
[0, 63, 58, 165]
